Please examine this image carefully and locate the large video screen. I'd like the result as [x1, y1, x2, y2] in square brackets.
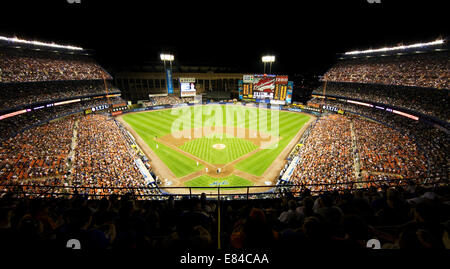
[253, 75, 275, 98]
[179, 78, 196, 97]
[240, 74, 291, 103]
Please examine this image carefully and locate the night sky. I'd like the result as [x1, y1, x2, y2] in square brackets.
[1, 0, 448, 76]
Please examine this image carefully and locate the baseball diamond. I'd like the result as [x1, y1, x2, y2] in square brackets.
[118, 105, 313, 193]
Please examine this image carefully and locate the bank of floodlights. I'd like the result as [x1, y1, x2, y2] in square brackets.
[262, 55, 275, 63]
[262, 55, 275, 73]
[160, 53, 174, 61]
[0, 35, 84, 51]
[344, 39, 445, 55]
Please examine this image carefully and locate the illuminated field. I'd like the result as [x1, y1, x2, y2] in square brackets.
[121, 105, 310, 188]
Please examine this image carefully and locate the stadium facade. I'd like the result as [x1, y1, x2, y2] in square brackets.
[115, 69, 243, 101]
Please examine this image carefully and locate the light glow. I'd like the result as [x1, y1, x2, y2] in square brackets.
[344, 39, 445, 55]
[0, 109, 27, 120]
[160, 53, 174, 61]
[0, 35, 84, 51]
[54, 99, 81, 106]
[262, 55, 275, 63]
[346, 100, 374, 107]
[392, 110, 419, 121]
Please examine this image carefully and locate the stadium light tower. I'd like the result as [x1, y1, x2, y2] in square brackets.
[160, 53, 174, 68]
[160, 53, 175, 94]
[262, 55, 275, 74]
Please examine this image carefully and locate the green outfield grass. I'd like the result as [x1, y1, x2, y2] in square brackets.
[179, 135, 258, 164]
[184, 175, 254, 189]
[234, 113, 310, 176]
[122, 105, 310, 180]
[122, 111, 204, 177]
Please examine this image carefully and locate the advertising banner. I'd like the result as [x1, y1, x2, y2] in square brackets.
[280, 156, 300, 182]
[285, 81, 293, 104]
[179, 77, 196, 83]
[238, 80, 243, 99]
[165, 68, 174, 94]
[243, 75, 254, 83]
[275, 76, 288, 85]
[135, 158, 155, 184]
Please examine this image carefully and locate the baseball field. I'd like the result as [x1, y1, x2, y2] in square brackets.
[119, 105, 311, 192]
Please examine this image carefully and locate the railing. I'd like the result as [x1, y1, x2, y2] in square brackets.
[0, 176, 446, 200]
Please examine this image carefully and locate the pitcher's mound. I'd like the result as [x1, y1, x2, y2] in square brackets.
[212, 144, 226, 150]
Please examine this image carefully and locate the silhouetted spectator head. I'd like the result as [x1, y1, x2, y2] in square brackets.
[119, 200, 135, 218]
[386, 188, 403, 208]
[189, 225, 212, 249]
[441, 221, 450, 249]
[302, 197, 315, 218]
[243, 208, 274, 249]
[343, 215, 368, 240]
[189, 197, 202, 211]
[302, 188, 311, 198]
[99, 197, 110, 211]
[288, 200, 297, 211]
[249, 208, 266, 223]
[18, 215, 43, 238]
[414, 200, 439, 224]
[0, 207, 13, 228]
[68, 206, 92, 230]
[319, 193, 333, 208]
[399, 229, 425, 249]
[302, 216, 322, 239]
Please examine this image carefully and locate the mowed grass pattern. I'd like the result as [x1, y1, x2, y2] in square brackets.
[184, 175, 254, 189]
[122, 105, 310, 179]
[122, 110, 204, 177]
[180, 136, 257, 164]
[234, 112, 310, 176]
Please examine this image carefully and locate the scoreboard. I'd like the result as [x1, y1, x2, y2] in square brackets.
[179, 78, 196, 97]
[239, 74, 292, 104]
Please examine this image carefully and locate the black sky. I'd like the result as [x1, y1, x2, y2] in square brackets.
[0, 0, 448, 76]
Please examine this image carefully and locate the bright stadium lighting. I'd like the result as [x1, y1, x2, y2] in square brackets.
[160, 53, 175, 94]
[262, 55, 275, 73]
[160, 53, 174, 61]
[344, 39, 445, 55]
[262, 55, 275, 63]
[0, 35, 84, 51]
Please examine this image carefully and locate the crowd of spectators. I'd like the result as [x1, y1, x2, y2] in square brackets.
[0, 96, 126, 140]
[0, 48, 111, 83]
[288, 111, 444, 194]
[0, 113, 159, 198]
[313, 82, 449, 122]
[353, 117, 427, 178]
[0, 47, 124, 140]
[306, 98, 448, 179]
[0, 183, 449, 251]
[290, 115, 355, 192]
[72, 114, 153, 197]
[0, 80, 120, 111]
[0, 45, 159, 198]
[144, 96, 194, 107]
[73, 115, 148, 194]
[323, 51, 449, 89]
[0, 116, 76, 188]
